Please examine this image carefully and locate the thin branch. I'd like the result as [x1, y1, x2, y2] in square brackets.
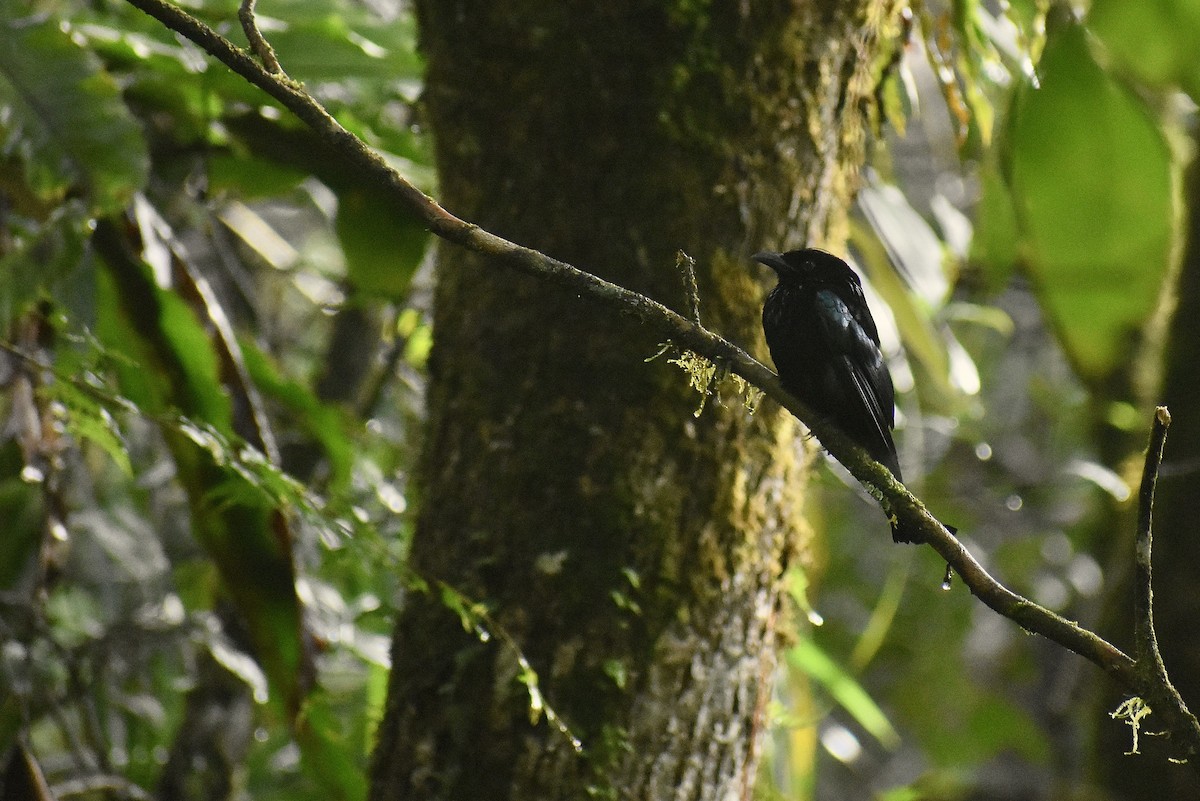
[1131, 406, 1200, 762]
[676, 250, 701, 326]
[1136, 406, 1171, 673]
[122, 0, 1196, 759]
[237, 0, 282, 74]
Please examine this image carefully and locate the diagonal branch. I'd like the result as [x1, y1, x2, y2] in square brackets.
[124, 0, 1199, 760]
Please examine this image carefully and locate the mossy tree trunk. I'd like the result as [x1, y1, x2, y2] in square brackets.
[369, 3, 900, 799]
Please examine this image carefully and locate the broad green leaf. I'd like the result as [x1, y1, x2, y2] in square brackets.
[336, 188, 429, 299]
[966, 695, 1050, 763]
[1090, 0, 1200, 99]
[0, 4, 148, 212]
[1009, 19, 1175, 380]
[208, 152, 310, 200]
[253, 0, 422, 84]
[877, 788, 922, 801]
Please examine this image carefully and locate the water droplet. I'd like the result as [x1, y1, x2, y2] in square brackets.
[941, 565, 954, 591]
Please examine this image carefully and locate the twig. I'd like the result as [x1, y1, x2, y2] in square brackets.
[120, 0, 1198, 763]
[676, 250, 701, 326]
[1130, 406, 1200, 762]
[238, 0, 282, 74]
[1135, 406, 1171, 674]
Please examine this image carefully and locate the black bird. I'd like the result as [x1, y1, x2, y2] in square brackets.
[755, 248, 919, 543]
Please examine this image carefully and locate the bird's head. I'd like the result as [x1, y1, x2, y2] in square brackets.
[753, 248, 855, 286]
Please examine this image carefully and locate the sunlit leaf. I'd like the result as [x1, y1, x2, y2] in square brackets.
[258, 0, 422, 84]
[851, 211, 960, 406]
[218, 200, 302, 272]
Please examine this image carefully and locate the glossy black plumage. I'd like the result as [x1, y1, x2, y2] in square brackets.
[755, 248, 919, 543]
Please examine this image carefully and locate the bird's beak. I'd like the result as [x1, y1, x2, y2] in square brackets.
[752, 251, 787, 274]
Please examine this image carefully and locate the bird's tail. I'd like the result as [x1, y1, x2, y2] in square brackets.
[889, 515, 923, 544]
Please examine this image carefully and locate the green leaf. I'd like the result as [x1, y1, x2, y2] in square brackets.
[1008, 18, 1175, 380]
[242, 0, 421, 87]
[296, 691, 369, 801]
[0, 202, 94, 334]
[46, 377, 133, 476]
[1090, 0, 1200, 99]
[94, 245, 233, 431]
[208, 151, 310, 199]
[336, 188, 429, 299]
[239, 339, 355, 490]
[0, 4, 148, 212]
[786, 638, 900, 749]
[967, 164, 1019, 291]
[96, 227, 312, 719]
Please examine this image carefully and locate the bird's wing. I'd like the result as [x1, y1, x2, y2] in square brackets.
[842, 354, 900, 473]
[815, 289, 901, 476]
[841, 275, 883, 347]
[828, 281, 894, 426]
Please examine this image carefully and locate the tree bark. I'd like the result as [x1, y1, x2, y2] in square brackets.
[369, 3, 899, 799]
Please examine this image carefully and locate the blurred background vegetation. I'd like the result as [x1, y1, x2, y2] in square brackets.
[1, 0, 1199, 798]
